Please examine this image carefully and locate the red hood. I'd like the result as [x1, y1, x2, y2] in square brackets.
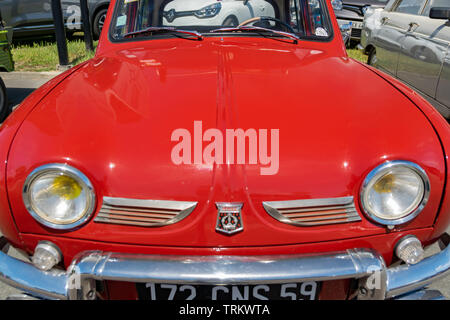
[7, 38, 445, 247]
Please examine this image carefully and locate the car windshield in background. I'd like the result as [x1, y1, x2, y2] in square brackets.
[110, 0, 333, 41]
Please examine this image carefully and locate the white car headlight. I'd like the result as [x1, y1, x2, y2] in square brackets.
[331, 0, 343, 11]
[362, 5, 370, 15]
[195, 3, 222, 19]
[360, 161, 430, 226]
[23, 164, 96, 230]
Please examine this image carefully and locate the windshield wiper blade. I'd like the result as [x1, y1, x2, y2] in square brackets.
[124, 27, 203, 41]
[210, 26, 299, 44]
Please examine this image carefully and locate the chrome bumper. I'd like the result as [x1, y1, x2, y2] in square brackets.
[0, 234, 448, 300]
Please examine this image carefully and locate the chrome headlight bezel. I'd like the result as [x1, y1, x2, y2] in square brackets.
[360, 160, 430, 226]
[22, 163, 96, 230]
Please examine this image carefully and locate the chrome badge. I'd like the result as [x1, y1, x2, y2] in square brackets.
[215, 203, 244, 235]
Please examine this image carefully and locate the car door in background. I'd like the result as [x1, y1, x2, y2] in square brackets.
[420, 0, 450, 116]
[248, 0, 268, 16]
[0, 0, 53, 37]
[396, 0, 449, 103]
[241, 0, 276, 22]
[373, 0, 427, 75]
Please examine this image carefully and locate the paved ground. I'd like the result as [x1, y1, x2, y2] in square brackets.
[0, 72, 448, 300]
[2, 72, 60, 109]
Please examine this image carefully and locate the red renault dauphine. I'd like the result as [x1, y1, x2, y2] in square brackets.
[0, 0, 449, 300]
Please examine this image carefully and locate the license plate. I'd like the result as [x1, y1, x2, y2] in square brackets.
[352, 21, 363, 29]
[338, 20, 363, 30]
[137, 282, 320, 300]
[338, 20, 353, 31]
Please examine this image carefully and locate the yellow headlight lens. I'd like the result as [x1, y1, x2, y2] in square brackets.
[50, 175, 82, 200]
[372, 173, 395, 194]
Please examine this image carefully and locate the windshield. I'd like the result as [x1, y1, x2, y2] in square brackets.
[110, 0, 333, 41]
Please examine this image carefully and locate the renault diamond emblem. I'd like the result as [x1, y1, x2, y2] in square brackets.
[215, 203, 244, 235]
[165, 9, 176, 23]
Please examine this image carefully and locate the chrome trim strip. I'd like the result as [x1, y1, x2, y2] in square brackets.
[94, 197, 197, 227]
[262, 196, 361, 227]
[102, 197, 196, 210]
[264, 196, 354, 209]
[13, 22, 83, 32]
[68, 249, 384, 285]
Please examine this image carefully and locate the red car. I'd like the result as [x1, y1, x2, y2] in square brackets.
[0, 0, 449, 301]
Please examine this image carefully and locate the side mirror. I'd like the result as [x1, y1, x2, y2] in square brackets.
[429, 7, 450, 20]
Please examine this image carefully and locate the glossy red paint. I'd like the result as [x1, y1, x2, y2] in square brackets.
[358, 63, 450, 242]
[20, 227, 434, 268]
[5, 35, 446, 249]
[0, 65, 87, 247]
[0, 0, 447, 281]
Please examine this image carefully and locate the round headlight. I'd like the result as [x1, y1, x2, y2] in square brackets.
[23, 164, 96, 230]
[331, 0, 343, 11]
[360, 161, 430, 226]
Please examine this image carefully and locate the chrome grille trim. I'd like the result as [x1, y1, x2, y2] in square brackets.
[262, 196, 361, 227]
[94, 197, 197, 227]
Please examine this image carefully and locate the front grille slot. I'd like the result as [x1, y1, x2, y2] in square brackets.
[351, 28, 362, 39]
[263, 196, 361, 227]
[95, 197, 197, 227]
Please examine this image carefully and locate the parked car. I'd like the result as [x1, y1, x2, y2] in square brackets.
[332, 0, 389, 42]
[358, 4, 384, 51]
[0, 10, 14, 123]
[162, 0, 276, 26]
[0, 0, 449, 301]
[360, 0, 450, 120]
[0, 0, 110, 40]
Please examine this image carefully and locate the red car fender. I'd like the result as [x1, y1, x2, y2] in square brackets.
[357, 61, 450, 240]
[0, 64, 87, 247]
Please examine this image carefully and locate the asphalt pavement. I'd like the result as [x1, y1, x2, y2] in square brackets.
[0, 72, 448, 300]
[2, 72, 60, 109]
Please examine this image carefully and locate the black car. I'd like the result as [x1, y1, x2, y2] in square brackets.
[0, 10, 14, 123]
[332, 0, 389, 42]
[0, 0, 110, 40]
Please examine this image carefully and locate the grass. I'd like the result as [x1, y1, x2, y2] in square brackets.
[11, 36, 98, 72]
[10, 36, 367, 72]
[347, 48, 367, 64]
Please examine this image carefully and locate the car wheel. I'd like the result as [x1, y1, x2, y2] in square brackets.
[368, 48, 377, 66]
[93, 8, 108, 40]
[222, 16, 239, 27]
[0, 77, 11, 123]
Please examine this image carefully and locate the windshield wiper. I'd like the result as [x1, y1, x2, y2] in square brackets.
[124, 27, 203, 41]
[210, 26, 299, 44]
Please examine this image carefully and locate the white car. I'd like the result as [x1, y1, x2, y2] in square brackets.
[162, 0, 276, 27]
